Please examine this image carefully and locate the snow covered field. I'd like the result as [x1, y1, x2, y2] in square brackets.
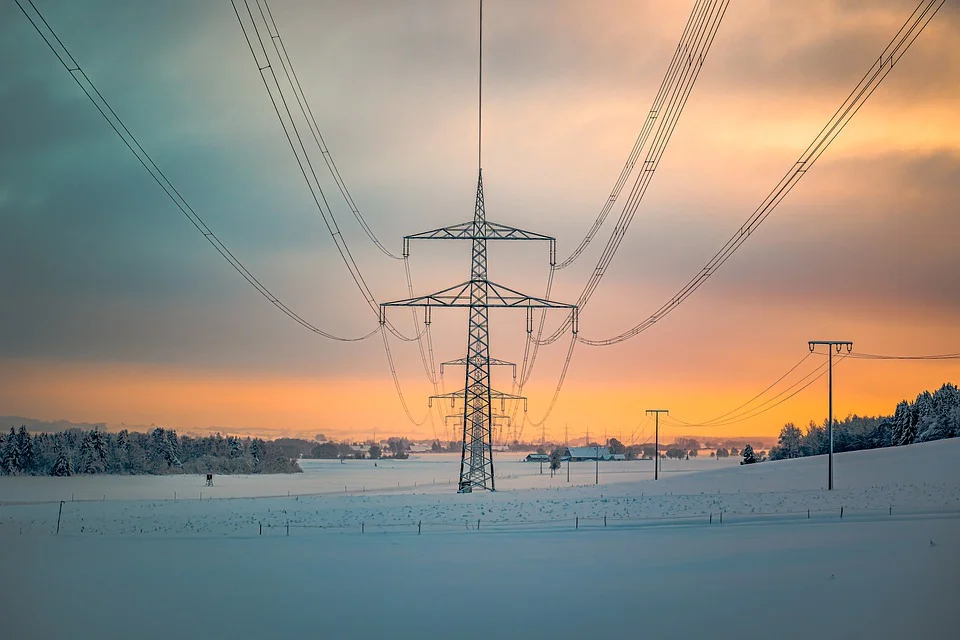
[1, 441, 958, 639]
[0, 452, 742, 503]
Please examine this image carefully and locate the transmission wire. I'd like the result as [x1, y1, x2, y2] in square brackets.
[578, 0, 945, 347]
[15, 0, 378, 343]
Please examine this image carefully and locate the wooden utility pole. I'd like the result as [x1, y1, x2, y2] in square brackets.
[646, 410, 668, 480]
[808, 340, 853, 490]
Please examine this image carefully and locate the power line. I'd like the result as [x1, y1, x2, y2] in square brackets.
[256, 0, 402, 261]
[672, 353, 815, 428]
[243, 0, 451, 422]
[554, 0, 713, 270]
[539, 0, 729, 345]
[846, 351, 960, 361]
[232, 0, 422, 344]
[664, 357, 846, 429]
[578, 0, 945, 346]
[15, 0, 378, 343]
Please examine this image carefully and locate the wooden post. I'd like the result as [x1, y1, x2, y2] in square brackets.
[889, 505, 892, 516]
[259, 522, 262, 536]
[56, 500, 64, 535]
[604, 516, 607, 527]
[720, 511, 723, 524]
[286, 521, 290, 536]
[418, 520, 421, 535]
[709, 513, 713, 524]
[477, 519, 480, 530]
[840, 506, 844, 519]
[576, 516, 579, 529]
[362, 522, 365, 534]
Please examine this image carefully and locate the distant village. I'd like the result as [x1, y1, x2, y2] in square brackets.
[285, 435, 775, 462]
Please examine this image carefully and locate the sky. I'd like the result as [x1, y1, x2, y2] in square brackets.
[1, 0, 958, 444]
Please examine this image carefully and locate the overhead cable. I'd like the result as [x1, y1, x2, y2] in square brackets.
[555, 0, 715, 270]
[15, 0, 377, 343]
[579, 0, 946, 346]
[232, 0, 421, 343]
[257, 0, 402, 261]
[541, 0, 728, 344]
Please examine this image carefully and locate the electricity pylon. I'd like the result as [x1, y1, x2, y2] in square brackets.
[808, 340, 853, 490]
[380, 1, 576, 492]
[381, 172, 576, 492]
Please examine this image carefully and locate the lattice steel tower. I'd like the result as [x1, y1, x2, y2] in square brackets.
[380, 1, 576, 492]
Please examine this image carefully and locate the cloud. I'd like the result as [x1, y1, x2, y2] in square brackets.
[1, 0, 957, 437]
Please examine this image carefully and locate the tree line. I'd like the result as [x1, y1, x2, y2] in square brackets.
[768, 382, 959, 461]
[0, 427, 302, 476]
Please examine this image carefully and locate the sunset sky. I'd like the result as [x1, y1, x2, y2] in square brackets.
[1, 0, 958, 444]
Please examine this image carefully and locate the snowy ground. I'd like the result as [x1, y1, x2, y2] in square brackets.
[1, 441, 958, 639]
[0, 452, 742, 503]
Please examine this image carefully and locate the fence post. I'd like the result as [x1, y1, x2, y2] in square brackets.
[576, 516, 579, 530]
[174, 491, 177, 501]
[56, 500, 64, 535]
[807, 509, 810, 519]
[889, 505, 892, 516]
[840, 506, 843, 519]
[709, 513, 712, 524]
[604, 516, 607, 527]
[362, 522, 365, 534]
[418, 520, 421, 535]
[259, 522, 262, 536]
[286, 521, 289, 536]
[720, 511, 723, 524]
[477, 519, 480, 531]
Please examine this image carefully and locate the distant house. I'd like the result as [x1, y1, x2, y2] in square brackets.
[525, 453, 550, 462]
[409, 443, 431, 454]
[562, 446, 618, 462]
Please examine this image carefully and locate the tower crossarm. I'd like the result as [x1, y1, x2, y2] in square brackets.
[446, 413, 511, 425]
[381, 280, 575, 310]
[381, 280, 577, 333]
[441, 357, 516, 379]
[429, 388, 528, 412]
[403, 221, 557, 264]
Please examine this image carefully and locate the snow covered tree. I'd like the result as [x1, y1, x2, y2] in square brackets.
[892, 400, 916, 446]
[79, 432, 104, 474]
[165, 430, 182, 467]
[770, 423, 803, 460]
[741, 444, 757, 465]
[51, 448, 72, 476]
[4, 427, 23, 475]
[17, 426, 36, 474]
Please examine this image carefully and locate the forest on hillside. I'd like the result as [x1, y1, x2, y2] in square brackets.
[0, 427, 302, 476]
[767, 382, 960, 461]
